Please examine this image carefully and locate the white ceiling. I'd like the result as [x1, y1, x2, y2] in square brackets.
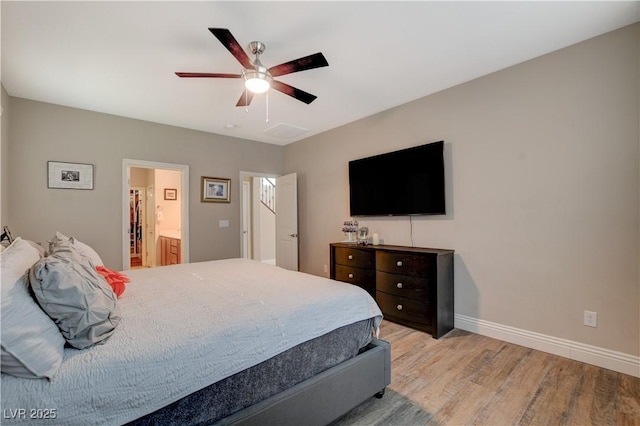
[2, 1, 638, 145]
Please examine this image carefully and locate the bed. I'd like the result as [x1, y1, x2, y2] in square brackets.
[1, 236, 390, 426]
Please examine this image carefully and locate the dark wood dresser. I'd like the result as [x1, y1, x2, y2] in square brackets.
[330, 242, 454, 338]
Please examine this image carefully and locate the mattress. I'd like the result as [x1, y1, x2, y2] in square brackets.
[128, 319, 377, 425]
[1, 259, 382, 426]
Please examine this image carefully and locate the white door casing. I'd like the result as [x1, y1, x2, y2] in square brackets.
[275, 173, 298, 271]
[241, 180, 251, 259]
[145, 185, 155, 267]
[122, 159, 189, 270]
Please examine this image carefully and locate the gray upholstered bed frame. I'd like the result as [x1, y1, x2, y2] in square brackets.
[215, 337, 391, 426]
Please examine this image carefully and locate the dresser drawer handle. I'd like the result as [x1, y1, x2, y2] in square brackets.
[348, 273, 354, 279]
[348, 254, 353, 260]
[396, 282, 403, 289]
[396, 260, 403, 267]
[396, 304, 403, 311]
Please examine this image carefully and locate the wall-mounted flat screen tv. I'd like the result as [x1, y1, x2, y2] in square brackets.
[349, 141, 445, 216]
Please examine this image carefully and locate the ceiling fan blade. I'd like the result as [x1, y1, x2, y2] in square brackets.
[271, 80, 317, 104]
[175, 72, 242, 78]
[235, 90, 255, 107]
[268, 52, 328, 77]
[209, 28, 253, 70]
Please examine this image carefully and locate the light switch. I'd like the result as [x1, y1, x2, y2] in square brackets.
[219, 220, 229, 228]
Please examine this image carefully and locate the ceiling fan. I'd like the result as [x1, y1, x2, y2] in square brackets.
[176, 28, 329, 107]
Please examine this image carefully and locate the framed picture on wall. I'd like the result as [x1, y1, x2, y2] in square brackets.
[164, 188, 177, 200]
[201, 176, 230, 203]
[47, 161, 94, 190]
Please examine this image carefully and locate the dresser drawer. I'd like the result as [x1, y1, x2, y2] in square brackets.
[335, 265, 375, 286]
[376, 271, 429, 299]
[376, 251, 433, 276]
[334, 247, 374, 269]
[335, 265, 375, 297]
[376, 291, 432, 327]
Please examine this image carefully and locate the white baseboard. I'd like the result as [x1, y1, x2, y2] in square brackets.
[454, 314, 640, 378]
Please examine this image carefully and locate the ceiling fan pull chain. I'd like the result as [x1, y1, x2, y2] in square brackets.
[265, 91, 269, 123]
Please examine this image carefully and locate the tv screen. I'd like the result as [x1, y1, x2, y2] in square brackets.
[349, 141, 445, 216]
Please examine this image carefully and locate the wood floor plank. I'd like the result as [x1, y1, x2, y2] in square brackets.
[518, 357, 587, 425]
[335, 320, 640, 426]
[616, 372, 640, 425]
[465, 346, 551, 425]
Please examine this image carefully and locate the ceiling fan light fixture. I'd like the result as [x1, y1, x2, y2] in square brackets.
[176, 29, 328, 106]
[244, 71, 272, 94]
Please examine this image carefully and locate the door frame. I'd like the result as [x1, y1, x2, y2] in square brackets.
[122, 159, 189, 270]
[239, 171, 278, 262]
[241, 180, 251, 259]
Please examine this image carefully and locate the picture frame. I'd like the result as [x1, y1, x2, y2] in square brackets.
[201, 176, 230, 203]
[47, 161, 94, 190]
[164, 188, 177, 200]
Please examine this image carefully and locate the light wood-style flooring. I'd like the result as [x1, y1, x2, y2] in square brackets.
[334, 321, 640, 426]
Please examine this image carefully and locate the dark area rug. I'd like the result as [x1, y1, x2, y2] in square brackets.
[330, 389, 434, 426]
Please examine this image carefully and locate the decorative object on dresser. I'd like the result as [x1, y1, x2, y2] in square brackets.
[341, 220, 359, 243]
[330, 242, 454, 338]
[358, 226, 369, 245]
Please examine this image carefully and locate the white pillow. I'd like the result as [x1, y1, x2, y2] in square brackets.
[1, 237, 66, 379]
[54, 231, 104, 267]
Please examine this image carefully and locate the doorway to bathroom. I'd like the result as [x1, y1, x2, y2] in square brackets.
[122, 159, 189, 270]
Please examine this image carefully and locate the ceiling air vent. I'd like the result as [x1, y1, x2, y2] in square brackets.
[263, 123, 309, 139]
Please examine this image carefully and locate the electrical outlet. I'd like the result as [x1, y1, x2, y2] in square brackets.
[584, 310, 597, 328]
[323, 264, 328, 273]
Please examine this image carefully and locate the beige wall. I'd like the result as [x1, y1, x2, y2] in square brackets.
[4, 98, 283, 269]
[283, 24, 640, 356]
[2, 23, 637, 362]
[155, 169, 181, 235]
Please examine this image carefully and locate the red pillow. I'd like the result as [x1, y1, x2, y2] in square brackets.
[95, 266, 130, 298]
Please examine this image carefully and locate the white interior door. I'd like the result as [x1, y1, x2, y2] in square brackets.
[275, 173, 298, 271]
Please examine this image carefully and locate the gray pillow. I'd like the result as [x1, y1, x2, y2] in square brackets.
[52, 231, 104, 266]
[29, 240, 120, 349]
